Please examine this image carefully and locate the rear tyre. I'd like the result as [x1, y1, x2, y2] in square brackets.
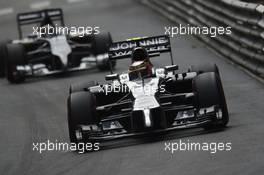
[193, 72, 229, 129]
[5, 44, 27, 83]
[69, 81, 97, 94]
[0, 39, 10, 77]
[67, 92, 97, 144]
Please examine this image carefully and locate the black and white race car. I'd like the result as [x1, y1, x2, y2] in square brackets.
[0, 8, 115, 83]
[67, 35, 229, 144]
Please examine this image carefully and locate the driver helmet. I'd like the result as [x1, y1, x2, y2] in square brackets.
[129, 47, 153, 79]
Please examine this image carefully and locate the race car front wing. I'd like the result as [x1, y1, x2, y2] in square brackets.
[75, 105, 223, 142]
[15, 54, 108, 77]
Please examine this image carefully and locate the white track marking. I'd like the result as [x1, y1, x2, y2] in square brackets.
[30, 1, 51, 10]
[67, 0, 84, 3]
[0, 7, 13, 16]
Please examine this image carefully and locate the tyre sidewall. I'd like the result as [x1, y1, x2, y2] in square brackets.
[0, 39, 11, 77]
[67, 92, 97, 143]
[6, 44, 26, 83]
[193, 72, 229, 127]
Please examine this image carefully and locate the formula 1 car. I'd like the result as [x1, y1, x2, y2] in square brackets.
[0, 8, 115, 83]
[67, 35, 229, 144]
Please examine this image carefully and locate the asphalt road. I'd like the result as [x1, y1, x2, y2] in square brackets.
[0, 0, 264, 175]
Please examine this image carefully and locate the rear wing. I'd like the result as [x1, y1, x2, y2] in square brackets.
[17, 8, 65, 39]
[108, 35, 174, 73]
[108, 35, 172, 60]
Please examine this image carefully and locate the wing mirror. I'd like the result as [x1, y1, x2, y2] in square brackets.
[165, 65, 179, 72]
[105, 73, 119, 81]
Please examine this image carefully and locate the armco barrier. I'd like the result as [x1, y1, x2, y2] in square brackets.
[141, 0, 264, 79]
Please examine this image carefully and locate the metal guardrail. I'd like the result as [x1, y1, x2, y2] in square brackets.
[141, 0, 264, 78]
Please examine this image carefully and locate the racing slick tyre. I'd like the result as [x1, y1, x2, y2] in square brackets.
[5, 44, 27, 83]
[0, 39, 10, 77]
[67, 91, 97, 144]
[190, 63, 219, 76]
[92, 32, 116, 71]
[193, 72, 229, 129]
[92, 31, 112, 55]
[69, 81, 97, 94]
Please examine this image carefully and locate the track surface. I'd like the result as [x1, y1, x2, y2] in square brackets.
[0, 0, 264, 175]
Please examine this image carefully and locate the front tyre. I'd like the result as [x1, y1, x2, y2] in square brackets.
[190, 63, 219, 76]
[92, 32, 112, 55]
[193, 72, 229, 129]
[0, 39, 10, 77]
[92, 32, 116, 71]
[5, 44, 27, 83]
[67, 91, 97, 144]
